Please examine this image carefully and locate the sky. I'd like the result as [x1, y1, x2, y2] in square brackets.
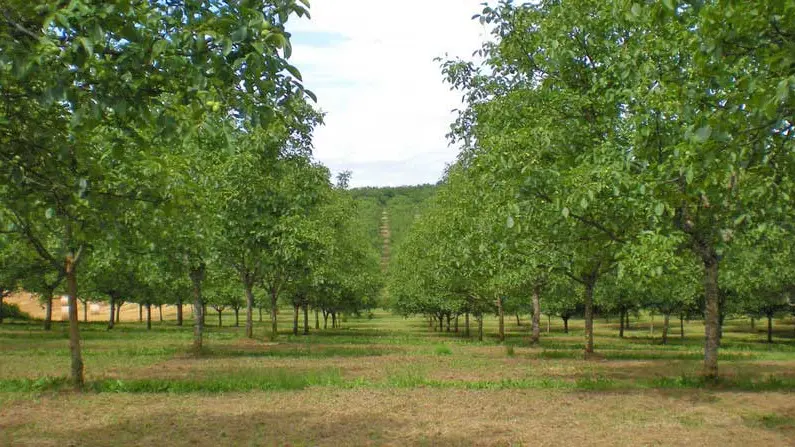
[288, 1, 487, 187]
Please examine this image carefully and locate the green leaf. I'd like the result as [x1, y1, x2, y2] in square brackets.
[45, 208, 55, 219]
[562, 207, 570, 218]
[693, 125, 712, 143]
[77, 37, 93, 57]
[630, 3, 642, 17]
[285, 64, 303, 82]
[654, 203, 664, 217]
[506, 215, 515, 229]
[662, 0, 675, 11]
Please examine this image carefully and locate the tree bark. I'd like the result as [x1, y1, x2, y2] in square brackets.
[563, 317, 569, 334]
[234, 308, 239, 327]
[217, 309, 223, 327]
[619, 309, 625, 338]
[303, 301, 309, 335]
[159, 304, 163, 322]
[44, 292, 53, 330]
[176, 299, 183, 326]
[702, 254, 720, 379]
[465, 312, 470, 337]
[293, 303, 299, 336]
[269, 287, 278, 338]
[65, 253, 84, 389]
[323, 311, 328, 329]
[332, 312, 337, 329]
[242, 274, 255, 339]
[680, 314, 685, 339]
[497, 297, 505, 343]
[107, 294, 115, 330]
[146, 303, 152, 330]
[662, 313, 670, 345]
[515, 313, 521, 326]
[138, 303, 143, 322]
[583, 281, 595, 357]
[83, 300, 88, 322]
[531, 284, 541, 345]
[116, 301, 122, 323]
[190, 263, 205, 354]
[767, 315, 773, 343]
[259, 306, 263, 322]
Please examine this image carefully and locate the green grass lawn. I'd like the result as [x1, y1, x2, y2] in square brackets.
[1, 311, 794, 446]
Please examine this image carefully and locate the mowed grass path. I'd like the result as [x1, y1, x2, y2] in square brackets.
[1, 311, 794, 446]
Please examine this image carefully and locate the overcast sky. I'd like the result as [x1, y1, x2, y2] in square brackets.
[288, 1, 487, 187]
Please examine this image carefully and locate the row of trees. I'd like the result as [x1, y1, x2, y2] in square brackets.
[1, 0, 381, 388]
[389, 0, 794, 378]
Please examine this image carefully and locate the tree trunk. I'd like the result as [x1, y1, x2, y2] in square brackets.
[531, 284, 541, 345]
[767, 315, 773, 343]
[465, 312, 470, 337]
[107, 295, 115, 330]
[547, 315, 551, 334]
[662, 313, 670, 345]
[177, 299, 183, 327]
[563, 317, 569, 334]
[497, 297, 505, 343]
[438, 313, 443, 332]
[583, 281, 595, 357]
[217, 310, 223, 327]
[65, 253, 84, 389]
[650, 313, 654, 337]
[619, 309, 625, 338]
[242, 275, 255, 339]
[477, 314, 483, 341]
[138, 303, 143, 322]
[83, 300, 88, 322]
[702, 254, 720, 379]
[625, 311, 630, 330]
[190, 263, 205, 354]
[515, 313, 521, 326]
[146, 303, 152, 330]
[454, 314, 459, 333]
[303, 302, 309, 335]
[234, 308, 239, 327]
[446, 313, 451, 332]
[293, 303, 299, 336]
[750, 317, 755, 330]
[44, 292, 53, 330]
[259, 306, 263, 323]
[680, 314, 685, 339]
[332, 312, 337, 329]
[159, 304, 163, 322]
[323, 311, 328, 329]
[315, 309, 319, 329]
[116, 301, 122, 323]
[270, 287, 278, 338]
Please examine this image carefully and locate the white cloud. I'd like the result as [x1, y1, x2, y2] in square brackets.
[287, 0, 487, 187]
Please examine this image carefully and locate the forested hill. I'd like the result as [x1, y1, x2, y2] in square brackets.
[350, 184, 437, 265]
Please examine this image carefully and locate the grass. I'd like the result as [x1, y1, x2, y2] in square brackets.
[1, 310, 795, 445]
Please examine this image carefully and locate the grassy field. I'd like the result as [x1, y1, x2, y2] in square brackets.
[1, 311, 794, 446]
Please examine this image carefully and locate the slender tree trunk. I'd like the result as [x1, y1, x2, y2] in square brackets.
[680, 314, 685, 339]
[176, 299, 183, 327]
[146, 304, 152, 330]
[293, 303, 299, 336]
[584, 281, 595, 357]
[662, 313, 670, 345]
[332, 312, 337, 329]
[270, 287, 278, 338]
[315, 309, 319, 329]
[625, 311, 630, 330]
[107, 295, 115, 330]
[547, 315, 551, 334]
[44, 292, 53, 330]
[702, 255, 720, 379]
[303, 302, 309, 335]
[446, 313, 451, 332]
[650, 313, 654, 337]
[190, 263, 205, 354]
[259, 306, 263, 323]
[159, 304, 163, 322]
[497, 297, 505, 343]
[531, 284, 541, 345]
[563, 317, 569, 334]
[83, 300, 88, 323]
[515, 313, 521, 326]
[323, 311, 328, 329]
[138, 303, 142, 322]
[217, 310, 222, 327]
[477, 314, 483, 341]
[116, 301, 122, 323]
[234, 308, 239, 327]
[65, 253, 84, 389]
[438, 313, 443, 332]
[242, 275, 255, 339]
[619, 309, 625, 338]
[750, 317, 755, 330]
[767, 315, 773, 343]
[454, 314, 459, 333]
[465, 312, 470, 337]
